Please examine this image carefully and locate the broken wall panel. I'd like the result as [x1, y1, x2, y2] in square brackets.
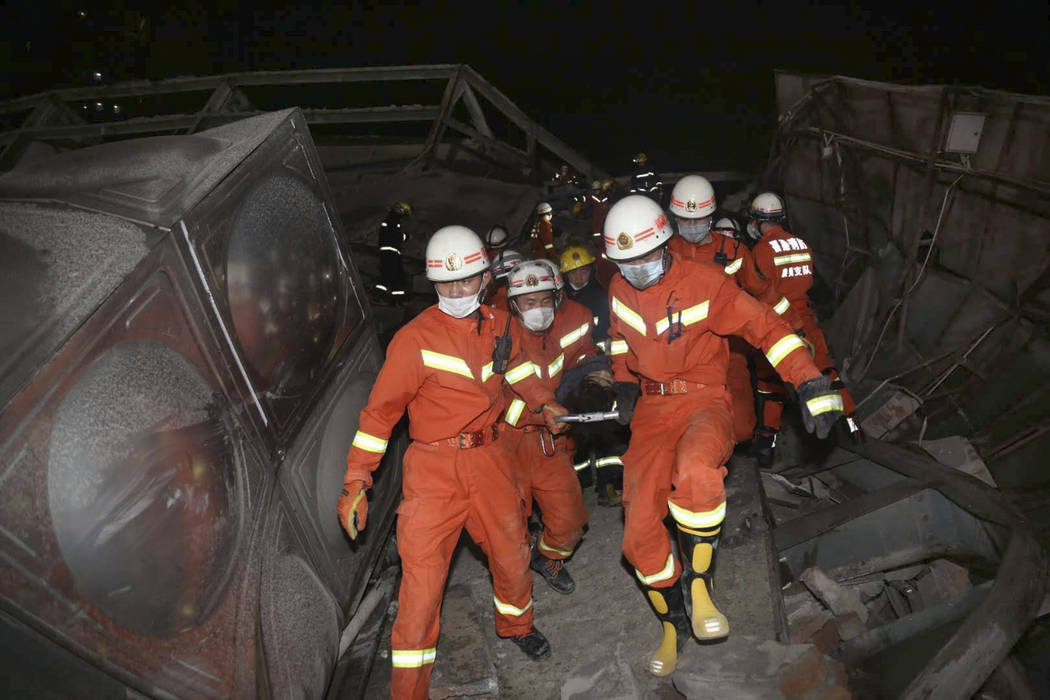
[769, 72, 1050, 488]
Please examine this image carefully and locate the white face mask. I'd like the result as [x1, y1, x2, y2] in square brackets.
[520, 306, 555, 332]
[678, 218, 712, 244]
[438, 291, 480, 318]
[568, 279, 586, 291]
[618, 256, 665, 290]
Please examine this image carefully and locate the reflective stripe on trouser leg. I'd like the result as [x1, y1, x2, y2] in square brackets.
[390, 445, 472, 700]
[621, 396, 682, 589]
[461, 442, 534, 638]
[525, 440, 587, 560]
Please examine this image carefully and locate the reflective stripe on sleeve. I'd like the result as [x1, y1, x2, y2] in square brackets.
[609, 339, 629, 356]
[391, 648, 436, 668]
[573, 460, 590, 471]
[505, 361, 537, 384]
[538, 534, 573, 558]
[595, 456, 624, 468]
[766, 334, 807, 368]
[559, 322, 591, 349]
[352, 430, 388, 453]
[806, 394, 844, 416]
[635, 552, 676, 586]
[548, 353, 565, 379]
[773, 252, 812, 266]
[493, 595, 533, 616]
[773, 297, 791, 315]
[505, 398, 526, 426]
[481, 362, 494, 382]
[724, 258, 743, 274]
[420, 349, 474, 378]
[544, 243, 555, 250]
[611, 297, 647, 336]
[667, 499, 726, 529]
[655, 301, 709, 335]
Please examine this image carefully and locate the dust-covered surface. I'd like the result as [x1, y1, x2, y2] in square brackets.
[0, 202, 152, 408]
[47, 340, 237, 638]
[396, 455, 777, 699]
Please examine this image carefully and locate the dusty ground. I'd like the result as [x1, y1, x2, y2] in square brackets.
[364, 455, 786, 699]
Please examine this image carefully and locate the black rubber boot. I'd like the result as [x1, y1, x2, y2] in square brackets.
[530, 548, 576, 594]
[507, 626, 551, 660]
[751, 429, 777, 468]
[676, 525, 729, 640]
[641, 581, 691, 676]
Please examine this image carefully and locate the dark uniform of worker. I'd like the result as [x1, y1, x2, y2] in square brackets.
[377, 201, 411, 301]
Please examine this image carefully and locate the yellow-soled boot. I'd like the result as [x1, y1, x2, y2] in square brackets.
[676, 524, 729, 640]
[642, 582, 691, 676]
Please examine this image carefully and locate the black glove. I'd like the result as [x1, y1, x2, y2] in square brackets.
[797, 376, 844, 439]
[613, 382, 641, 426]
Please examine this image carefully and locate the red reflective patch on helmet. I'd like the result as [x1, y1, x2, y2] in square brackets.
[655, 213, 668, 229]
[427, 259, 444, 268]
[635, 227, 656, 241]
[670, 196, 685, 208]
[464, 251, 483, 264]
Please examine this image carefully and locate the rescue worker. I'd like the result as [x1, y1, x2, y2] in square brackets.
[668, 176, 757, 444]
[485, 225, 510, 256]
[376, 201, 411, 301]
[629, 152, 662, 201]
[338, 226, 570, 699]
[586, 180, 611, 242]
[485, 248, 525, 311]
[503, 260, 599, 594]
[741, 192, 861, 465]
[560, 245, 610, 343]
[604, 195, 844, 676]
[531, 202, 557, 261]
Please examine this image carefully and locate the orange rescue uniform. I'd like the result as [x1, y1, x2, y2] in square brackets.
[532, 217, 557, 260]
[608, 252, 820, 588]
[741, 224, 857, 433]
[344, 305, 556, 700]
[502, 299, 595, 560]
[669, 234, 757, 443]
[484, 284, 510, 312]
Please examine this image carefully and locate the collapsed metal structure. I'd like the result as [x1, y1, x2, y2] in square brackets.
[0, 66, 1046, 697]
[0, 64, 605, 181]
[766, 72, 1050, 504]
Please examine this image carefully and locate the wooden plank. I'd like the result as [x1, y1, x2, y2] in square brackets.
[458, 82, 493, 139]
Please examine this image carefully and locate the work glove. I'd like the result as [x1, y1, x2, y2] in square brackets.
[337, 480, 369, 540]
[613, 382, 641, 426]
[542, 402, 570, 434]
[797, 376, 844, 440]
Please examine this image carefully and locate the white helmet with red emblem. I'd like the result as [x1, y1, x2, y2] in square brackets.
[507, 260, 560, 298]
[669, 175, 716, 219]
[425, 225, 489, 282]
[602, 195, 675, 262]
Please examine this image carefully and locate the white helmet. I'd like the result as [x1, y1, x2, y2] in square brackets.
[713, 217, 739, 237]
[491, 249, 525, 280]
[507, 260, 560, 298]
[537, 202, 553, 216]
[425, 225, 489, 282]
[533, 258, 564, 290]
[749, 192, 786, 222]
[486, 225, 509, 250]
[669, 175, 716, 219]
[602, 195, 674, 262]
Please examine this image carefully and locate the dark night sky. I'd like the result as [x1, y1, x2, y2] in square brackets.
[2, 1, 1048, 173]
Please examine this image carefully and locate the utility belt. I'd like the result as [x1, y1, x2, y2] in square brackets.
[641, 379, 710, 396]
[424, 424, 499, 449]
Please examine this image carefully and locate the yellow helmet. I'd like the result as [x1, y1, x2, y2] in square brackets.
[395, 201, 412, 216]
[559, 245, 596, 273]
[600, 178, 614, 192]
[633, 152, 648, 165]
